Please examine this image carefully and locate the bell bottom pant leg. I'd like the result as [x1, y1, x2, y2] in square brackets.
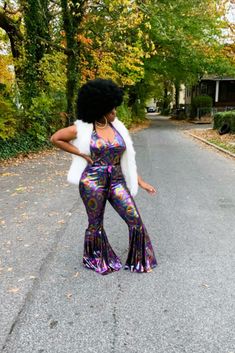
[108, 179, 157, 273]
[79, 173, 122, 275]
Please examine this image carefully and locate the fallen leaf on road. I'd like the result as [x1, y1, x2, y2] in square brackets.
[201, 283, 209, 288]
[66, 293, 72, 299]
[0, 172, 19, 177]
[21, 213, 30, 220]
[48, 211, 59, 217]
[15, 187, 27, 192]
[29, 275, 36, 279]
[49, 320, 58, 329]
[7, 267, 13, 272]
[8, 287, 20, 293]
[58, 220, 65, 224]
[73, 272, 79, 278]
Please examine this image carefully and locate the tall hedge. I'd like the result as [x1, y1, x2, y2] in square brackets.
[213, 111, 235, 133]
[191, 95, 213, 118]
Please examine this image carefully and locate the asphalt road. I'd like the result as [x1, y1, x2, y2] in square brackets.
[0, 116, 235, 353]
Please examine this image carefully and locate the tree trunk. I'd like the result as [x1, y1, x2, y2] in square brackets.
[162, 85, 168, 114]
[0, 12, 24, 86]
[61, 0, 87, 125]
[175, 81, 180, 109]
[23, 0, 51, 106]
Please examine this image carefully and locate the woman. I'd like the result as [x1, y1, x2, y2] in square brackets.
[50, 78, 157, 275]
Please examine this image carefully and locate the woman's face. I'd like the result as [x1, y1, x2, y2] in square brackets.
[105, 108, 116, 122]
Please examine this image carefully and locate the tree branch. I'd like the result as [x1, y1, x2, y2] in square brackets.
[36, 36, 74, 54]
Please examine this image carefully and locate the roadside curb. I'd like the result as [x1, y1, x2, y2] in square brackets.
[186, 132, 235, 159]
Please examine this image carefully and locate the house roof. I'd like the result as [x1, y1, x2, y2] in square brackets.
[202, 75, 235, 81]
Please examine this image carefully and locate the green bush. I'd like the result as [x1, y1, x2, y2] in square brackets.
[191, 95, 212, 118]
[131, 101, 146, 122]
[23, 92, 66, 139]
[161, 107, 171, 116]
[158, 93, 172, 116]
[117, 103, 133, 128]
[0, 97, 18, 140]
[23, 93, 54, 141]
[0, 133, 52, 160]
[213, 111, 235, 133]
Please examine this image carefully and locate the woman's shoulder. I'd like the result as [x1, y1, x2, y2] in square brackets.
[112, 117, 127, 129]
[73, 119, 94, 136]
[112, 117, 130, 136]
[70, 124, 77, 134]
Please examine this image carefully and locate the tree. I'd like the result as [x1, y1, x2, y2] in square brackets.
[61, 0, 88, 124]
[0, 2, 24, 86]
[22, 0, 52, 105]
[135, 0, 235, 111]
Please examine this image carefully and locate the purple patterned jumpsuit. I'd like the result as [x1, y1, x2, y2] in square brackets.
[79, 122, 157, 275]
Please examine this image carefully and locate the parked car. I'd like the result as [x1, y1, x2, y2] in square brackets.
[146, 106, 156, 113]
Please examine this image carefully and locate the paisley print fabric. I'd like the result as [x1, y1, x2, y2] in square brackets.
[79, 123, 157, 275]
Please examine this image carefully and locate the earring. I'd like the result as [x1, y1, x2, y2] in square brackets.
[95, 116, 108, 129]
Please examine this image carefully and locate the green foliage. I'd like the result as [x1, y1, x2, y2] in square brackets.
[158, 85, 173, 116]
[22, 0, 51, 106]
[161, 106, 171, 116]
[39, 52, 67, 93]
[208, 139, 235, 154]
[192, 95, 213, 108]
[2, 0, 235, 159]
[81, 0, 146, 86]
[116, 103, 132, 128]
[0, 133, 52, 160]
[191, 95, 213, 118]
[24, 93, 54, 141]
[213, 111, 235, 133]
[0, 97, 18, 140]
[23, 92, 66, 141]
[145, 1, 234, 82]
[131, 100, 146, 121]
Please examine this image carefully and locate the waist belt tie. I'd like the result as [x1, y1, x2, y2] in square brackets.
[107, 165, 113, 174]
[107, 165, 113, 198]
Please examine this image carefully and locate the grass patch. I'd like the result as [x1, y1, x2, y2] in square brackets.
[207, 139, 235, 154]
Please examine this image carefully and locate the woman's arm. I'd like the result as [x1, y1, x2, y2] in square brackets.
[50, 126, 93, 164]
[138, 175, 157, 195]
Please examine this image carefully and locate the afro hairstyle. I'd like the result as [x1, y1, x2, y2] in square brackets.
[76, 78, 124, 123]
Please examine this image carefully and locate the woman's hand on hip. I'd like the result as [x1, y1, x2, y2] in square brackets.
[80, 154, 94, 165]
[50, 126, 93, 164]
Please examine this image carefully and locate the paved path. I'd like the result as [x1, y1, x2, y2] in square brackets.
[0, 116, 234, 353]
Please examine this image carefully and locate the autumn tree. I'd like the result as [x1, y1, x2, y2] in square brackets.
[0, 1, 24, 86]
[1, 0, 235, 154]
[134, 0, 235, 112]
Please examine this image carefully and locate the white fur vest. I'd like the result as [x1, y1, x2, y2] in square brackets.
[67, 117, 138, 197]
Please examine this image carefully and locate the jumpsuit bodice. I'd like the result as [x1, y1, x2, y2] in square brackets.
[90, 123, 126, 167]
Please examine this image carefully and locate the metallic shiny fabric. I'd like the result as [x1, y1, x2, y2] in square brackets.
[79, 123, 157, 275]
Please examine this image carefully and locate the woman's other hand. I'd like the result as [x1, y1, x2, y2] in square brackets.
[141, 182, 157, 195]
[137, 175, 157, 195]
